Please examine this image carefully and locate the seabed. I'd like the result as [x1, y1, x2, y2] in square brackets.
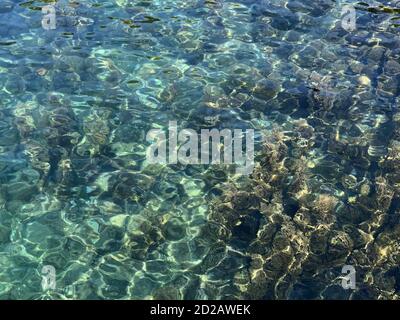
[0, 0, 399, 300]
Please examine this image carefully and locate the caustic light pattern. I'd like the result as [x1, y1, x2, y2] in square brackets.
[0, 0, 399, 300]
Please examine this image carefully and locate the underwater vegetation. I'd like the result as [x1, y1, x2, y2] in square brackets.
[1, 0, 400, 300]
[206, 120, 400, 299]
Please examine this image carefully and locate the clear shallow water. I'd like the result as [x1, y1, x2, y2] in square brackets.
[1, 0, 400, 299]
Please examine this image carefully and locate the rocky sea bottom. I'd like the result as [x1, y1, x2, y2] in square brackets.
[0, 0, 400, 299]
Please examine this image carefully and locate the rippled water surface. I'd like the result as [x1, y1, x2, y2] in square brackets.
[1, 0, 400, 299]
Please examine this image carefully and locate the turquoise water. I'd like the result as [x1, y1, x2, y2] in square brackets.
[1, 0, 400, 299]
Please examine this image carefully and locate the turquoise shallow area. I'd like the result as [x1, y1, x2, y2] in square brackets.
[0, 0, 400, 299]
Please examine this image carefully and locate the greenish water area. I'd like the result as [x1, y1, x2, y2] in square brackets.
[0, 0, 400, 300]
